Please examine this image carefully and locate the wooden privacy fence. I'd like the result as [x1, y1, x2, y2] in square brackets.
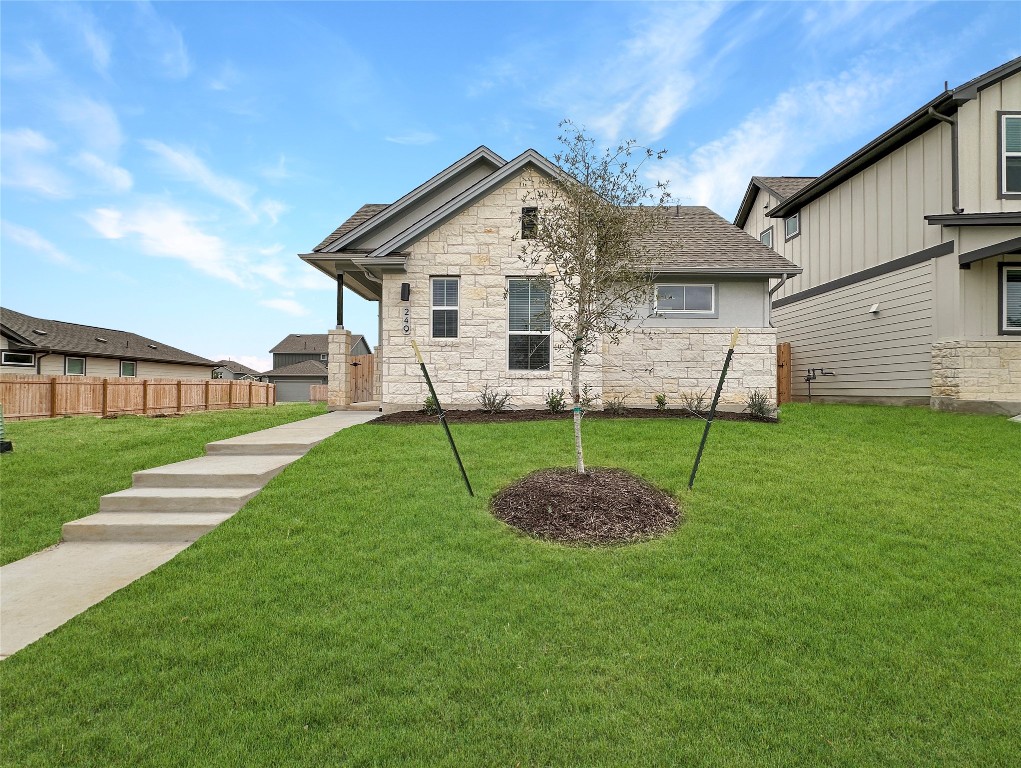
[776, 342, 792, 404]
[0, 375, 276, 421]
[310, 384, 328, 403]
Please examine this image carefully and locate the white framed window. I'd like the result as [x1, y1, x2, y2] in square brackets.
[507, 278, 551, 371]
[65, 357, 86, 376]
[120, 360, 136, 377]
[1002, 264, 1021, 334]
[2, 351, 35, 366]
[785, 213, 800, 240]
[521, 207, 538, 239]
[212, 370, 224, 379]
[320, 354, 328, 361]
[655, 284, 715, 314]
[431, 277, 459, 338]
[1001, 113, 1021, 197]
[760, 227, 774, 249]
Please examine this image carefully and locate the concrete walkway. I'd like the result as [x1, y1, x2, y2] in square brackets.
[0, 410, 375, 659]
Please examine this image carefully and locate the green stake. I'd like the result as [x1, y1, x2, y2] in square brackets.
[688, 328, 740, 490]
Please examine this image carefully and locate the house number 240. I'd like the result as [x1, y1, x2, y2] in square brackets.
[402, 306, 411, 336]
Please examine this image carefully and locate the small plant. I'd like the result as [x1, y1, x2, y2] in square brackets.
[746, 389, 776, 420]
[478, 385, 512, 413]
[423, 395, 440, 415]
[680, 388, 710, 414]
[605, 395, 628, 416]
[545, 389, 567, 414]
[579, 384, 599, 411]
[654, 393, 667, 411]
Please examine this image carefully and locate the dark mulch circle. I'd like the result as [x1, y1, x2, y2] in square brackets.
[372, 407, 776, 426]
[491, 467, 680, 546]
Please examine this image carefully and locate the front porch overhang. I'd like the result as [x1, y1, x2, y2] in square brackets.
[957, 236, 1021, 268]
[298, 253, 408, 301]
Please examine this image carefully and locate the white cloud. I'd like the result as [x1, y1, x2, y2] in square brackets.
[142, 140, 257, 217]
[385, 131, 439, 146]
[260, 200, 288, 225]
[260, 298, 310, 316]
[801, 1, 930, 47]
[85, 204, 247, 286]
[72, 152, 133, 192]
[1, 42, 57, 81]
[135, 1, 191, 79]
[0, 129, 72, 198]
[1, 220, 84, 270]
[55, 97, 123, 156]
[54, 3, 112, 74]
[260, 155, 292, 181]
[663, 58, 917, 218]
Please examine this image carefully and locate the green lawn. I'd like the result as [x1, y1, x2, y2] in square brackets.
[1, 405, 1019, 766]
[0, 403, 325, 565]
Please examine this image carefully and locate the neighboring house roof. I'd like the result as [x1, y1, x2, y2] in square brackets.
[768, 56, 1021, 219]
[733, 176, 816, 228]
[640, 207, 802, 275]
[270, 333, 330, 355]
[0, 307, 215, 366]
[262, 360, 329, 377]
[213, 359, 262, 376]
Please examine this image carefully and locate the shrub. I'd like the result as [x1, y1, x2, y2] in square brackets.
[423, 395, 440, 415]
[746, 389, 777, 420]
[545, 389, 567, 414]
[579, 384, 599, 411]
[654, 393, 667, 411]
[478, 385, 512, 413]
[680, 388, 710, 414]
[605, 395, 628, 415]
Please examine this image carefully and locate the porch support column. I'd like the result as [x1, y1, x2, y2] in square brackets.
[327, 328, 352, 410]
[335, 269, 345, 328]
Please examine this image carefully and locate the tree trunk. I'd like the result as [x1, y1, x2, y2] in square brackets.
[571, 339, 585, 474]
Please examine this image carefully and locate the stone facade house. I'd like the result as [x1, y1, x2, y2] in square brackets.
[301, 147, 800, 412]
[0, 306, 214, 379]
[736, 56, 1021, 414]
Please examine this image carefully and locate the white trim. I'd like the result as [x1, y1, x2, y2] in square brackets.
[430, 276, 459, 338]
[759, 226, 774, 249]
[506, 277, 552, 371]
[119, 360, 137, 377]
[1003, 265, 1021, 332]
[1002, 114, 1021, 195]
[654, 283, 716, 314]
[1, 353, 34, 367]
[65, 356, 86, 376]
[784, 213, 800, 240]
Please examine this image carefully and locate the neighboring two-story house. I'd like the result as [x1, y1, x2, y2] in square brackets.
[0, 307, 214, 379]
[737, 56, 1021, 414]
[300, 146, 800, 412]
[262, 332, 370, 401]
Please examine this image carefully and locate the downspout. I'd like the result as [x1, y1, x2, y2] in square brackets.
[927, 107, 964, 214]
[34, 351, 51, 375]
[767, 273, 791, 328]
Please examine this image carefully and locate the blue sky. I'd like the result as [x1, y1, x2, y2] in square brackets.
[2, 1, 1019, 371]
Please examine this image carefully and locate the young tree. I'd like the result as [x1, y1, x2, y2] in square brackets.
[518, 121, 673, 473]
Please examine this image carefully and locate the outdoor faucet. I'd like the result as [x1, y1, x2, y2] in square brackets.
[804, 368, 836, 403]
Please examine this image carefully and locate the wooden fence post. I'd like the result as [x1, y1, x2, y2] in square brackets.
[142, 380, 148, 415]
[176, 380, 183, 414]
[101, 379, 109, 417]
[50, 376, 58, 417]
[247, 380, 252, 407]
[204, 379, 210, 410]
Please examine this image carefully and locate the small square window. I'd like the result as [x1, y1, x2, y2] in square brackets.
[320, 354, 328, 361]
[760, 227, 774, 249]
[521, 207, 538, 240]
[2, 351, 35, 366]
[785, 213, 800, 240]
[431, 277, 459, 338]
[120, 360, 136, 377]
[65, 357, 86, 376]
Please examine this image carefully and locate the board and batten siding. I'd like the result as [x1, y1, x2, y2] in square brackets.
[773, 260, 935, 400]
[958, 70, 1021, 212]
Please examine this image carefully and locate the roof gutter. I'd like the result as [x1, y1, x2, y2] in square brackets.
[927, 107, 964, 214]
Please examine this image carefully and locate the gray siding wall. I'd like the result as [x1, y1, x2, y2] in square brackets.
[958, 71, 1021, 212]
[773, 260, 934, 399]
[273, 352, 328, 368]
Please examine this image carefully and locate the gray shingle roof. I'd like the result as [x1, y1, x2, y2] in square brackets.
[1, 307, 215, 366]
[314, 204, 389, 252]
[213, 359, 261, 376]
[262, 359, 328, 377]
[637, 207, 801, 274]
[754, 176, 816, 201]
[269, 333, 330, 355]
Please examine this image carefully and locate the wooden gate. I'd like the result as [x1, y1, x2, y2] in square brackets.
[351, 354, 375, 403]
[776, 343, 792, 404]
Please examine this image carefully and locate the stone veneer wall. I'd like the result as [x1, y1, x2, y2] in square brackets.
[380, 168, 600, 410]
[931, 340, 1021, 414]
[601, 327, 777, 407]
[327, 328, 351, 409]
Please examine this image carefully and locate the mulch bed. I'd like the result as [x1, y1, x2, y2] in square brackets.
[372, 407, 776, 425]
[491, 467, 680, 546]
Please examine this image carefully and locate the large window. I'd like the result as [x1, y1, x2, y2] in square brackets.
[655, 284, 715, 314]
[1001, 113, 1021, 197]
[2, 351, 34, 367]
[120, 360, 136, 377]
[508, 278, 550, 370]
[785, 213, 800, 240]
[431, 277, 459, 338]
[1002, 264, 1021, 334]
[65, 357, 86, 375]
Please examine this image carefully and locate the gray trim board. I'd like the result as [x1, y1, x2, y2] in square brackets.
[773, 241, 954, 308]
[926, 212, 1021, 226]
[958, 237, 1021, 267]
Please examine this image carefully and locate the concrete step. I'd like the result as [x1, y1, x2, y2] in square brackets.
[100, 487, 262, 514]
[63, 512, 235, 543]
[132, 455, 297, 489]
[205, 441, 314, 456]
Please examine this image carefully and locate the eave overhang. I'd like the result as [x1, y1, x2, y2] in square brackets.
[958, 236, 1021, 267]
[298, 253, 408, 301]
[648, 265, 803, 277]
[926, 212, 1021, 227]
